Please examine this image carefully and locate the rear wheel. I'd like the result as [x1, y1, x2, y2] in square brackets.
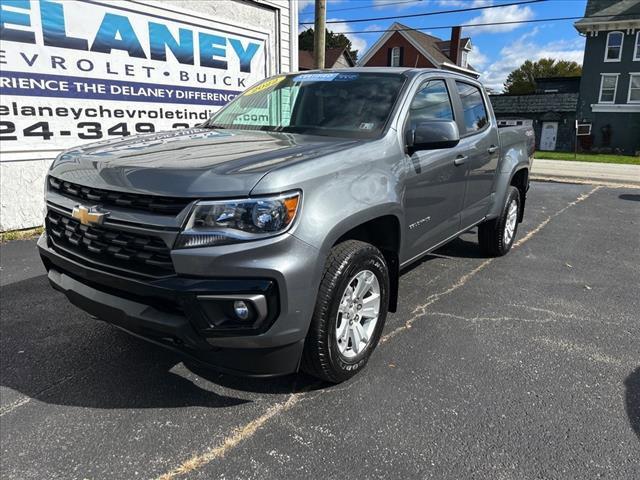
[478, 186, 521, 257]
[302, 240, 389, 383]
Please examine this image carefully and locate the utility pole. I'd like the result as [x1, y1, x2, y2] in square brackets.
[314, 0, 326, 69]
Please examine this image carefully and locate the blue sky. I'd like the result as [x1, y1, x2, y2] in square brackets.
[297, 0, 588, 91]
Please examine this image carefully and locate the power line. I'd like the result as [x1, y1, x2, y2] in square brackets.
[299, 0, 546, 25]
[299, 0, 426, 19]
[327, 13, 633, 35]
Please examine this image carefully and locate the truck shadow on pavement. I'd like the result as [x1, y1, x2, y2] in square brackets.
[0, 275, 318, 411]
[0, 233, 485, 410]
[435, 232, 486, 259]
[624, 367, 640, 442]
[619, 194, 640, 202]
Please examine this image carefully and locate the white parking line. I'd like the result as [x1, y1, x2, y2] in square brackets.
[157, 392, 304, 480]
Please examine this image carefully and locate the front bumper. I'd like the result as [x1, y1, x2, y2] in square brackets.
[38, 232, 322, 377]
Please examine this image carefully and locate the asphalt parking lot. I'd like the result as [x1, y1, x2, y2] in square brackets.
[1, 181, 638, 479]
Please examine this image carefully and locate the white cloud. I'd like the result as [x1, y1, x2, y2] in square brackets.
[299, 0, 345, 14]
[326, 18, 369, 55]
[437, 0, 492, 6]
[363, 24, 386, 32]
[478, 31, 585, 92]
[468, 45, 488, 68]
[373, 0, 424, 9]
[298, 0, 315, 13]
[464, 4, 534, 34]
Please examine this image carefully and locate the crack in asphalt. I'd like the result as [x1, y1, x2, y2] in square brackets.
[428, 311, 557, 324]
[379, 186, 601, 344]
[533, 336, 628, 368]
[154, 185, 603, 479]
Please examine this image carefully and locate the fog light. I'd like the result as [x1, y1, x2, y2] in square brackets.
[233, 300, 250, 320]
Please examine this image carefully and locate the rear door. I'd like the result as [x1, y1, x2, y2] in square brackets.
[402, 78, 466, 261]
[450, 80, 500, 227]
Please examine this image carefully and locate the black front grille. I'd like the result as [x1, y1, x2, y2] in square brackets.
[48, 176, 191, 215]
[46, 210, 175, 276]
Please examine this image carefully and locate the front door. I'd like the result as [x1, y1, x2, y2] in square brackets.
[403, 79, 466, 261]
[540, 122, 558, 151]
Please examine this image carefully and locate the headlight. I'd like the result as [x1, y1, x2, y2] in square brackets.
[174, 191, 301, 249]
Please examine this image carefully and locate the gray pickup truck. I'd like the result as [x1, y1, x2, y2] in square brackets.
[39, 68, 534, 382]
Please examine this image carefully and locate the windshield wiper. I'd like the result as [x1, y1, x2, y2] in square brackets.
[202, 123, 226, 129]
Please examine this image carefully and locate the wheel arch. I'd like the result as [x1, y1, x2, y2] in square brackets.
[488, 164, 530, 221]
[509, 167, 529, 222]
[322, 210, 403, 313]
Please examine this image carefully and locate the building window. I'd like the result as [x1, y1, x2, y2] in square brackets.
[461, 50, 469, 68]
[599, 74, 619, 103]
[604, 31, 624, 62]
[634, 32, 640, 61]
[628, 73, 640, 103]
[390, 47, 401, 67]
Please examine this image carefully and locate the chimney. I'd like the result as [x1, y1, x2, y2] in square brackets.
[449, 26, 461, 66]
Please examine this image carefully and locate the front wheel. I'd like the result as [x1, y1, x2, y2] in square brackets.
[302, 240, 389, 383]
[478, 186, 521, 257]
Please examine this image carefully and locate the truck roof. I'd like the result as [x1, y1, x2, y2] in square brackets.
[293, 67, 480, 82]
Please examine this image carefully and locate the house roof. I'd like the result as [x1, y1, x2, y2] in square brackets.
[298, 47, 355, 70]
[436, 38, 472, 52]
[574, 0, 640, 31]
[489, 92, 579, 114]
[357, 22, 478, 76]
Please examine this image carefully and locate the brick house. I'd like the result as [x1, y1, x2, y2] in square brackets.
[357, 22, 479, 78]
[574, 0, 640, 155]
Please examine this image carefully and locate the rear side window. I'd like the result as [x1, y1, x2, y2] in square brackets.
[408, 80, 454, 126]
[455, 81, 488, 133]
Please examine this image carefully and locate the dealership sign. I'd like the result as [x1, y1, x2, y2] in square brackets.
[0, 0, 269, 157]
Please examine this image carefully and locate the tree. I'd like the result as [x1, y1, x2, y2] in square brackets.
[503, 58, 582, 94]
[299, 28, 358, 60]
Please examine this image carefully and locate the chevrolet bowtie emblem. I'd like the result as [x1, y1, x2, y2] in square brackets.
[71, 205, 109, 226]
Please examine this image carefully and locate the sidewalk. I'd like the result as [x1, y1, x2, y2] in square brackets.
[531, 159, 640, 187]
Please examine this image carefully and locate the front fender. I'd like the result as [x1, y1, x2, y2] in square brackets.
[312, 203, 405, 258]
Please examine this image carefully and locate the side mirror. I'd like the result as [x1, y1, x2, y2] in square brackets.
[406, 120, 460, 152]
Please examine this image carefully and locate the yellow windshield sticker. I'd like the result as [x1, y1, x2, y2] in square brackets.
[243, 76, 286, 96]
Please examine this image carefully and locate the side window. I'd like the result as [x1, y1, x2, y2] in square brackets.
[455, 81, 488, 134]
[408, 79, 454, 126]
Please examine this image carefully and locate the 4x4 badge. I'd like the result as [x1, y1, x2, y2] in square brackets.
[71, 205, 109, 226]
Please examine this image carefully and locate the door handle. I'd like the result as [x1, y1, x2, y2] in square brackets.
[488, 145, 498, 154]
[454, 155, 467, 166]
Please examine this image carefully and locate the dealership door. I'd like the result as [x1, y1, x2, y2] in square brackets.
[540, 122, 558, 151]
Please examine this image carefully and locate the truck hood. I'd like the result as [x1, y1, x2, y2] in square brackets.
[50, 128, 360, 197]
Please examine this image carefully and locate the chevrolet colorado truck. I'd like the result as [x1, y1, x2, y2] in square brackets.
[39, 68, 534, 382]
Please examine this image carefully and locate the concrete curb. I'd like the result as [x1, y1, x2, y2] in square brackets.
[532, 159, 640, 188]
[530, 175, 640, 189]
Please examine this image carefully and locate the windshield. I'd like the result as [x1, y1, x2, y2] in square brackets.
[204, 72, 406, 138]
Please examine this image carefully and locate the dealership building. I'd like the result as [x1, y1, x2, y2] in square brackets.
[0, 0, 299, 231]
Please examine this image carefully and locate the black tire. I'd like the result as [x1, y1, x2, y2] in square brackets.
[302, 240, 389, 383]
[478, 186, 521, 257]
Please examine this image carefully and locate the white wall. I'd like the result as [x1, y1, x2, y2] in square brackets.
[0, 0, 297, 232]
